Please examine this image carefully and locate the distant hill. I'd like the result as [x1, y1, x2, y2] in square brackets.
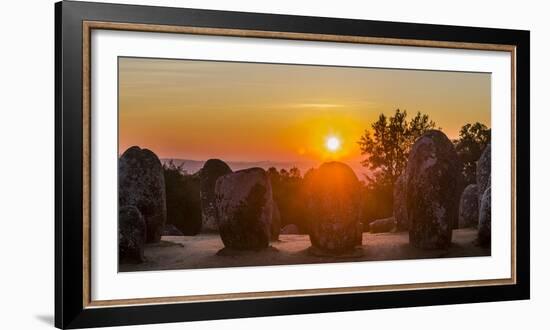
[161, 158, 317, 176]
[161, 158, 368, 180]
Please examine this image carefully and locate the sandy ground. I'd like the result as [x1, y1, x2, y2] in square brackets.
[120, 228, 489, 272]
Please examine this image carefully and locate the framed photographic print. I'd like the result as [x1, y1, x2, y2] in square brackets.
[55, 1, 530, 328]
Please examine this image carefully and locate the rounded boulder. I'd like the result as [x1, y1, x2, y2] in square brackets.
[118, 205, 146, 264]
[369, 217, 396, 233]
[281, 224, 300, 235]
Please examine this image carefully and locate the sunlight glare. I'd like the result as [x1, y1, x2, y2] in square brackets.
[326, 136, 341, 152]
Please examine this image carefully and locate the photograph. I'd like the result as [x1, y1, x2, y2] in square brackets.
[49, 1, 531, 328]
[117, 57, 492, 272]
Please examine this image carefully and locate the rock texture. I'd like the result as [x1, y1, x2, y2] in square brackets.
[476, 144, 491, 207]
[476, 144, 491, 247]
[369, 217, 396, 233]
[200, 159, 232, 232]
[118, 205, 146, 264]
[215, 168, 273, 250]
[119, 146, 167, 243]
[478, 187, 491, 247]
[271, 202, 281, 241]
[405, 130, 461, 249]
[458, 184, 479, 228]
[304, 162, 362, 254]
[393, 173, 408, 231]
[281, 224, 300, 235]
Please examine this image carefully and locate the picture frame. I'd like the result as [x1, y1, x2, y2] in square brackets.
[55, 1, 530, 328]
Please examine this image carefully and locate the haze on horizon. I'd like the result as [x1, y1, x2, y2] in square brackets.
[119, 57, 491, 175]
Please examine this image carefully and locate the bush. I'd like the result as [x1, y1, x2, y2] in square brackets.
[267, 167, 308, 233]
[163, 161, 202, 235]
[453, 122, 491, 185]
[359, 182, 393, 230]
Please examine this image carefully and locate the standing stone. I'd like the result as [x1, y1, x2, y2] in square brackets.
[405, 130, 461, 249]
[118, 205, 146, 264]
[478, 187, 491, 247]
[271, 202, 281, 241]
[304, 162, 362, 254]
[477, 144, 491, 207]
[458, 184, 479, 228]
[200, 159, 232, 232]
[119, 146, 167, 243]
[476, 144, 491, 247]
[393, 173, 408, 231]
[215, 168, 273, 250]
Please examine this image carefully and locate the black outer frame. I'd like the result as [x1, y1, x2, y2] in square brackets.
[55, 0, 530, 328]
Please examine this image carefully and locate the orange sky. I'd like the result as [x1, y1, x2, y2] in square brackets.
[119, 57, 490, 170]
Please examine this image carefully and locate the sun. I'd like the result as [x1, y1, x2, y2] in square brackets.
[326, 136, 341, 152]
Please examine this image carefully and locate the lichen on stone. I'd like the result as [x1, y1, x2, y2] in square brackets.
[118, 205, 146, 264]
[459, 184, 479, 228]
[199, 159, 232, 232]
[478, 187, 491, 247]
[405, 130, 461, 249]
[304, 162, 362, 254]
[119, 146, 167, 243]
[215, 167, 273, 250]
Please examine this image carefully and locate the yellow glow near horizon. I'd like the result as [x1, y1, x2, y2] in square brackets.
[118, 57, 491, 176]
[326, 136, 341, 152]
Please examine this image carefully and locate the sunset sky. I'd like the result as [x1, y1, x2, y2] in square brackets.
[119, 57, 490, 174]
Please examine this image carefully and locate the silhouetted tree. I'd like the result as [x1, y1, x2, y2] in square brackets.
[359, 181, 393, 229]
[163, 161, 202, 235]
[358, 109, 436, 188]
[356, 109, 436, 225]
[267, 166, 307, 233]
[453, 122, 491, 184]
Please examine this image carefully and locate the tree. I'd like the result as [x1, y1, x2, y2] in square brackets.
[267, 167, 307, 232]
[453, 122, 491, 184]
[163, 161, 202, 235]
[358, 109, 436, 188]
